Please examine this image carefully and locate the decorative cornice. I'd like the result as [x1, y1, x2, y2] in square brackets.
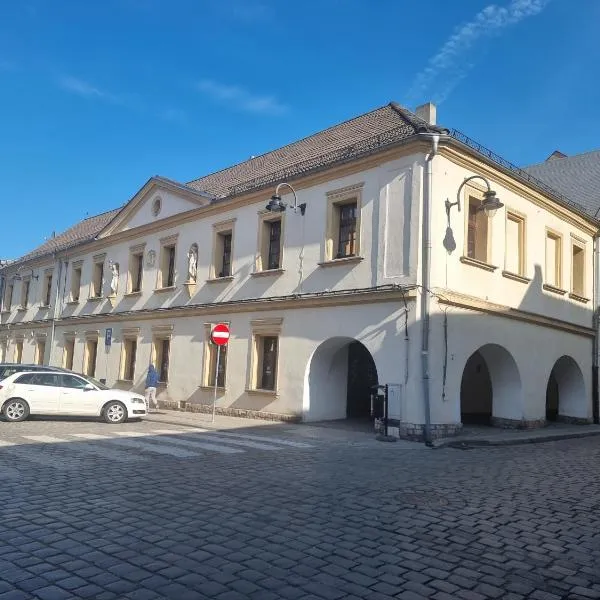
[326, 181, 365, 200]
[436, 289, 593, 338]
[0, 286, 416, 330]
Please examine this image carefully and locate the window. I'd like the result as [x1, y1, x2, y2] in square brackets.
[3, 283, 13, 311]
[258, 336, 278, 391]
[63, 339, 75, 370]
[211, 219, 236, 279]
[16, 373, 58, 386]
[121, 338, 137, 381]
[61, 374, 89, 389]
[0, 341, 6, 362]
[572, 240, 585, 297]
[92, 260, 104, 298]
[35, 340, 45, 365]
[219, 233, 232, 277]
[14, 340, 23, 364]
[505, 212, 525, 276]
[159, 245, 176, 288]
[21, 278, 30, 308]
[325, 184, 363, 262]
[203, 324, 228, 388]
[337, 202, 358, 258]
[129, 250, 144, 293]
[84, 339, 98, 377]
[467, 196, 489, 263]
[152, 337, 171, 383]
[268, 220, 281, 270]
[257, 215, 283, 272]
[71, 264, 82, 301]
[248, 318, 282, 393]
[545, 231, 562, 288]
[43, 272, 53, 307]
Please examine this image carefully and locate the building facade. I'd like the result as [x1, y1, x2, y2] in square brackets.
[1, 102, 597, 440]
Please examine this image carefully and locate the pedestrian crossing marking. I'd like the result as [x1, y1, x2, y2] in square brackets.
[145, 429, 186, 435]
[71, 434, 199, 458]
[24, 435, 65, 444]
[183, 433, 283, 451]
[199, 430, 313, 448]
[142, 429, 280, 450]
[24, 435, 143, 462]
[0, 426, 315, 468]
[147, 433, 243, 454]
[70, 433, 109, 440]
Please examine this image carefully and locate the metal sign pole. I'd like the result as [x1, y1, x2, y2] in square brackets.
[212, 345, 221, 424]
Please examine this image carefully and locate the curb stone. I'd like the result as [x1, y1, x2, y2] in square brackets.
[432, 429, 600, 449]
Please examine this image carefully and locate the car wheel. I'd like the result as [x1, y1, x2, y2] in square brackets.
[3, 398, 30, 422]
[103, 401, 127, 424]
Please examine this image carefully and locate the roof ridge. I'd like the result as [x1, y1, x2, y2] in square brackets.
[81, 206, 122, 221]
[525, 147, 600, 170]
[186, 101, 401, 189]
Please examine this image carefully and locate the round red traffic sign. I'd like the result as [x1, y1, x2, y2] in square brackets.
[210, 323, 230, 346]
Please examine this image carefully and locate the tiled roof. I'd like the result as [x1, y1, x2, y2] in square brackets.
[523, 150, 600, 217]
[8, 209, 120, 267]
[187, 102, 441, 197]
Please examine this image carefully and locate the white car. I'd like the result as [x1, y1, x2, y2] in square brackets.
[0, 371, 147, 423]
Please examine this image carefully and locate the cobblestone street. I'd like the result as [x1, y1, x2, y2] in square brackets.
[0, 417, 599, 599]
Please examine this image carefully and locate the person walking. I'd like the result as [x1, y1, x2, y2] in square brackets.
[145, 364, 159, 413]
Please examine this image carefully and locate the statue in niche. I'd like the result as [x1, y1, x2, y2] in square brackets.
[187, 244, 198, 283]
[110, 263, 119, 295]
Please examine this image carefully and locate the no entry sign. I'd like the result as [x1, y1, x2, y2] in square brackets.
[210, 323, 230, 346]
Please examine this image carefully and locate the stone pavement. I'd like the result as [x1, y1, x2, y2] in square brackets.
[0, 416, 599, 599]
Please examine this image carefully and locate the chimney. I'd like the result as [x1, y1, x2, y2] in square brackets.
[546, 150, 567, 161]
[415, 102, 436, 125]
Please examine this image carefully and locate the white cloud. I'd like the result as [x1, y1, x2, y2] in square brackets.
[407, 0, 551, 104]
[58, 76, 118, 102]
[196, 79, 288, 116]
[58, 75, 186, 124]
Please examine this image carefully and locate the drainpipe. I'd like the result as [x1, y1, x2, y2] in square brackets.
[593, 234, 600, 424]
[49, 255, 64, 366]
[420, 133, 440, 446]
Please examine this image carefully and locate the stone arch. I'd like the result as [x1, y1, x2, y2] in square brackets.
[303, 337, 378, 422]
[546, 355, 586, 422]
[460, 344, 523, 425]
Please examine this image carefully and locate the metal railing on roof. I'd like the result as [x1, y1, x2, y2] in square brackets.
[448, 129, 582, 212]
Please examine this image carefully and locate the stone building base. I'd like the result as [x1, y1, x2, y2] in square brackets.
[394, 421, 463, 441]
[490, 416, 546, 430]
[556, 414, 594, 425]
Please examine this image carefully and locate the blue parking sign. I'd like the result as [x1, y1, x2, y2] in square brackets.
[105, 328, 113, 346]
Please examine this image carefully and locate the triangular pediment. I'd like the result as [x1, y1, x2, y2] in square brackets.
[97, 176, 213, 238]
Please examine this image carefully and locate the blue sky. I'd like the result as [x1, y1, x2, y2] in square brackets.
[1, 0, 599, 259]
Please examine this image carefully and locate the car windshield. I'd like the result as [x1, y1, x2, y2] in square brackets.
[80, 375, 110, 390]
